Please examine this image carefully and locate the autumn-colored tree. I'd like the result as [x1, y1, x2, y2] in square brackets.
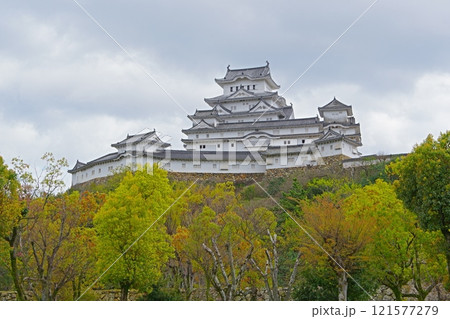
[94, 165, 174, 300]
[20, 191, 100, 300]
[299, 194, 377, 301]
[388, 131, 450, 278]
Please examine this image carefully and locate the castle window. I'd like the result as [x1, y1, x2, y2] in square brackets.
[247, 85, 250, 90]
[288, 141, 291, 144]
[284, 141, 286, 145]
[321, 146, 324, 151]
[236, 86, 239, 91]
[193, 164, 201, 168]
[98, 168, 101, 173]
[206, 134, 209, 138]
[213, 164, 217, 169]
[196, 134, 199, 138]
[253, 85, 256, 90]
[182, 163, 186, 168]
[217, 144, 220, 148]
[302, 139, 305, 144]
[230, 87, 233, 92]
[91, 170, 95, 176]
[231, 143, 234, 147]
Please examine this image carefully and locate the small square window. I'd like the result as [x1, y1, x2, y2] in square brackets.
[98, 168, 101, 173]
[230, 87, 233, 92]
[302, 139, 305, 144]
[182, 163, 186, 168]
[196, 134, 199, 138]
[253, 85, 256, 90]
[213, 164, 217, 168]
[231, 143, 234, 147]
[217, 144, 220, 148]
[247, 85, 250, 90]
[206, 134, 209, 138]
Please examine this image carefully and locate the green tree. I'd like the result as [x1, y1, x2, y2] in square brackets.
[388, 131, 450, 278]
[349, 180, 446, 300]
[0, 156, 26, 300]
[94, 165, 174, 300]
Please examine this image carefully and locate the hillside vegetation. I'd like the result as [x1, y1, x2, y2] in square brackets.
[0, 132, 449, 301]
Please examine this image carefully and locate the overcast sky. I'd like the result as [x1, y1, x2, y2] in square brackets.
[0, 0, 449, 180]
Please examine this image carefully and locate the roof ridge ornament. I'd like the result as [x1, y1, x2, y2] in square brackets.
[227, 64, 230, 71]
[266, 60, 269, 67]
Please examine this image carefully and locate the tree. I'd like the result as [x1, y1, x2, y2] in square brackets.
[20, 192, 100, 300]
[0, 156, 26, 300]
[388, 131, 450, 279]
[94, 165, 174, 300]
[299, 194, 377, 300]
[349, 180, 446, 300]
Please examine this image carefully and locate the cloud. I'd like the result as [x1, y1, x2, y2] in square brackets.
[290, 72, 450, 155]
[1, 0, 449, 186]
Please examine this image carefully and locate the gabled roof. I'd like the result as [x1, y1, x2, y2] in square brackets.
[249, 100, 277, 112]
[314, 129, 361, 146]
[68, 152, 124, 173]
[69, 160, 86, 173]
[318, 97, 353, 117]
[111, 130, 157, 148]
[191, 119, 215, 130]
[215, 62, 280, 89]
[215, 104, 232, 114]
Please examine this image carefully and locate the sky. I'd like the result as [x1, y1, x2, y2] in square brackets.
[0, 0, 449, 182]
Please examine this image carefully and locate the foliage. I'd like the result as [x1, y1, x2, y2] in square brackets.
[388, 131, 450, 279]
[267, 177, 285, 196]
[293, 263, 338, 301]
[280, 178, 306, 217]
[94, 165, 174, 300]
[299, 191, 377, 300]
[20, 192, 101, 300]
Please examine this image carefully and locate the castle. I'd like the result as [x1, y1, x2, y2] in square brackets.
[69, 62, 362, 186]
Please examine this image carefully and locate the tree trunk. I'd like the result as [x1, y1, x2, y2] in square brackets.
[7, 226, 26, 301]
[9, 246, 26, 300]
[286, 251, 302, 301]
[391, 286, 403, 301]
[120, 284, 129, 301]
[338, 272, 348, 301]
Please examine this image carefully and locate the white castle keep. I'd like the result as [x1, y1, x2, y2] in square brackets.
[69, 62, 362, 186]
